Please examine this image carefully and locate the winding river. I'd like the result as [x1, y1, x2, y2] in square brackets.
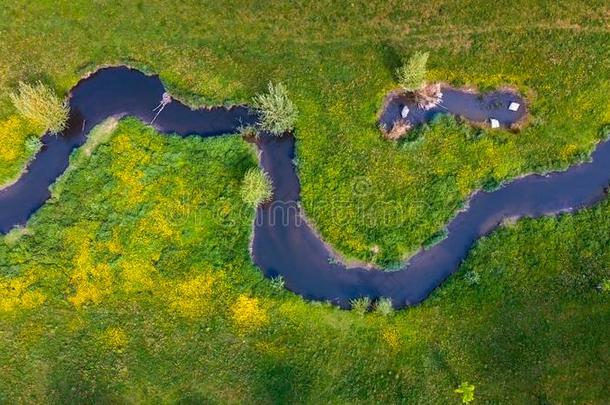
[1, 66, 608, 309]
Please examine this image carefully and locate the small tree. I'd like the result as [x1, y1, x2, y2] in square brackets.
[10, 81, 69, 134]
[241, 168, 273, 207]
[396, 51, 429, 92]
[253, 82, 298, 136]
[454, 382, 475, 404]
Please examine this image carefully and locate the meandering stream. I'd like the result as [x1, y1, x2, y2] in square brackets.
[1, 66, 607, 309]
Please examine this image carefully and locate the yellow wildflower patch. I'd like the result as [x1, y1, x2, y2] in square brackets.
[0, 272, 46, 313]
[137, 206, 176, 239]
[18, 320, 46, 344]
[382, 327, 400, 350]
[119, 257, 158, 293]
[106, 228, 123, 255]
[166, 273, 216, 319]
[102, 327, 129, 352]
[65, 224, 114, 307]
[113, 167, 146, 207]
[69, 262, 113, 307]
[67, 316, 88, 333]
[0, 115, 30, 163]
[110, 133, 151, 208]
[231, 294, 269, 333]
[560, 144, 579, 161]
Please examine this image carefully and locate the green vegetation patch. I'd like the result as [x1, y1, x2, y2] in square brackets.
[253, 82, 298, 136]
[0, 115, 40, 187]
[0, 119, 608, 403]
[396, 51, 429, 92]
[241, 167, 273, 207]
[0, 1, 609, 402]
[0, 1, 608, 265]
[52, 117, 119, 199]
[10, 81, 69, 134]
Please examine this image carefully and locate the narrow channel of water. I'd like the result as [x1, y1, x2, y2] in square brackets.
[379, 86, 527, 130]
[0, 67, 256, 233]
[1, 66, 606, 308]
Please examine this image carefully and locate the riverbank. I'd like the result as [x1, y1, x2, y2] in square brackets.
[2, 115, 608, 404]
[3, 66, 610, 310]
[1, 2, 609, 402]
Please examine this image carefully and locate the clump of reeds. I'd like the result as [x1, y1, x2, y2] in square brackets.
[253, 82, 298, 136]
[350, 296, 371, 315]
[383, 119, 412, 140]
[241, 168, 273, 207]
[10, 81, 69, 134]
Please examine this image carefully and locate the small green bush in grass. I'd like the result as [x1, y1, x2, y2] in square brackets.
[600, 278, 610, 293]
[375, 297, 393, 316]
[253, 82, 298, 136]
[454, 382, 475, 404]
[24, 136, 42, 155]
[350, 297, 371, 315]
[241, 168, 273, 207]
[423, 229, 448, 250]
[464, 270, 481, 286]
[237, 124, 258, 139]
[396, 51, 429, 92]
[270, 275, 285, 290]
[3, 226, 29, 247]
[10, 81, 69, 134]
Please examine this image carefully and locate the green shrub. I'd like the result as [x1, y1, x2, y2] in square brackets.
[423, 229, 448, 250]
[464, 270, 481, 286]
[24, 136, 42, 155]
[3, 226, 29, 247]
[253, 82, 298, 136]
[270, 275, 285, 290]
[375, 297, 393, 316]
[396, 51, 429, 92]
[454, 382, 475, 404]
[237, 124, 258, 139]
[600, 278, 610, 293]
[350, 297, 371, 315]
[241, 168, 273, 207]
[10, 81, 69, 134]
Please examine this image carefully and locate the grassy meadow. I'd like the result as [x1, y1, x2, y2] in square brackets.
[0, 1, 609, 403]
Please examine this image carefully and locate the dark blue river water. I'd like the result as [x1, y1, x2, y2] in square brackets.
[1, 66, 607, 309]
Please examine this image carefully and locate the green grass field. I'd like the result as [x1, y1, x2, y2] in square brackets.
[0, 1, 609, 403]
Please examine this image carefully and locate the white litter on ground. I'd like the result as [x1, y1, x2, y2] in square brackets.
[401, 105, 410, 118]
[508, 102, 520, 111]
[490, 118, 500, 128]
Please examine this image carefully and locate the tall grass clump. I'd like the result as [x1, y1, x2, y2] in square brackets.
[24, 136, 42, 155]
[241, 168, 273, 207]
[270, 275, 285, 291]
[350, 296, 371, 315]
[253, 82, 298, 136]
[10, 81, 69, 134]
[396, 51, 429, 92]
[375, 297, 393, 316]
